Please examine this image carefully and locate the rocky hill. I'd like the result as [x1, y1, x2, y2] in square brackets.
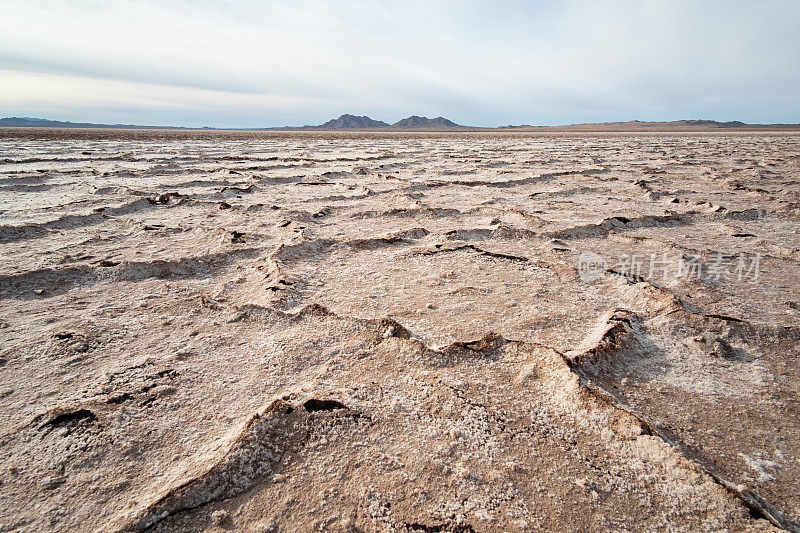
[0, 117, 183, 129]
[313, 114, 463, 129]
[392, 115, 461, 128]
[316, 114, 389, 129]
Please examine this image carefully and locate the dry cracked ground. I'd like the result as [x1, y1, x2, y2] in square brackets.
[0, 130, 799, 532]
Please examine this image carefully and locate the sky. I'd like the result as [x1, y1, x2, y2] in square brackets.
[1, 0, 799, 128]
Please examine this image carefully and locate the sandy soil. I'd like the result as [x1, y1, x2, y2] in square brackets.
[0, 130, 798, 531]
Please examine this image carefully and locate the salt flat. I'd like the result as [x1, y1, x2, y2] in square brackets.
[0, 130, 799, 531]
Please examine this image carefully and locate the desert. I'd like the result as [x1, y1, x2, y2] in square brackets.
[0, 129, 798, 531]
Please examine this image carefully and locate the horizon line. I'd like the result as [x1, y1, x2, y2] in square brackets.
[3, 115, 800, 131]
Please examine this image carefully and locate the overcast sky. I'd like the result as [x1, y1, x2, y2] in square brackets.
[1, 0, 798, 127]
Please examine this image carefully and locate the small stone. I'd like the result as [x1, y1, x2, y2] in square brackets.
[211, 509, 228, 525]
[455, 465, 471, 479]
[151, 385, 177, 397]
[254, 521, 278, 533]
[70, 341, 89, 353]
[41, 475, 66, 490]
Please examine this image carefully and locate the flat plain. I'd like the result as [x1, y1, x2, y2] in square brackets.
[1, 129, 799, 531]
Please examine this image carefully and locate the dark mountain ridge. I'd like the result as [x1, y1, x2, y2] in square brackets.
[0, 117, 193, 129]
[391, 116, 460, 128]
[3, 116, 798, 131]
[316, 114, 390, 129]
[309, 114, 463, 129]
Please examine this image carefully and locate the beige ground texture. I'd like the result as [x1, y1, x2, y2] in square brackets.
[0, 129, 798, 532]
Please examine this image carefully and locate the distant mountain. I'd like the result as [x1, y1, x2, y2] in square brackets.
[317, 114, 389, 129]
[392, 116, 461, 128]
[612, 119, 749, 129]
[674, 119, 747, 128]
[0, 114, 466, 131]
[1, 117, 102, 128]
[309, 114, 463, 130]
[0, 117, 192, 129]
[3, 116, 797, 132]
[501, 119, 788, 131]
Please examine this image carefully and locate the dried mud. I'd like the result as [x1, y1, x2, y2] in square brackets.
[0, 131, 798, 531]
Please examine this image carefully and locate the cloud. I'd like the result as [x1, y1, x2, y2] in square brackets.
[1, 0, 798, 126]
[0, 69, 333, 118]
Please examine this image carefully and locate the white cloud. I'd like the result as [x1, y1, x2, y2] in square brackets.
[1, 0, 798, 126]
